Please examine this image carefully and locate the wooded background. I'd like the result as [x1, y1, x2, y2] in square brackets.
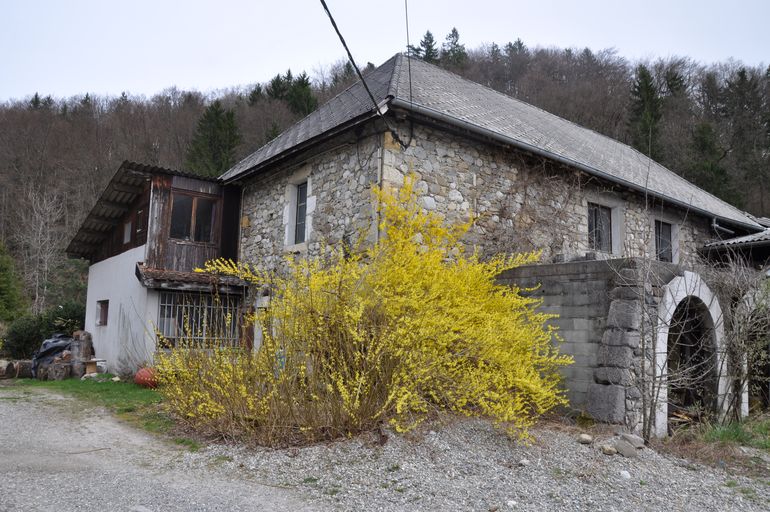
[0, 28, 768, 319]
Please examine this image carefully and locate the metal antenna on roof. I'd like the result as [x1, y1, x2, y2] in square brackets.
[404, 0, 414, 107]
[319, 0, 410, 149]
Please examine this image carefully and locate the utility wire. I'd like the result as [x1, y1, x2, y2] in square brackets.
[319, 0, 383, 117]
[319, 0, 410, 149]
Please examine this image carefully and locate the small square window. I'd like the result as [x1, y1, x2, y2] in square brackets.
[588, 203, 612, 253]
[655, 220, 673, 262]
[96, 300, 109, 326]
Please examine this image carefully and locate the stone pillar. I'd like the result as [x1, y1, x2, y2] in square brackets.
[587, 267, 650, 432]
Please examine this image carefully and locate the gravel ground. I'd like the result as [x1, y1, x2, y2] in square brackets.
[0, 387, 311, 512]
[182, 418, 770, 512]
[1, 386, 768, 511]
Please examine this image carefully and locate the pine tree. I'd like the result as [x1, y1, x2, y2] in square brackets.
[415, 31, 439, 63]
[185, 100, 242, 177]
[629, 64, 662, 158]
[0, 242, 25, 323]
[247, 84, 264, 106]
[687, 122, 740, 205]
[286, 72, 318, 116]
[440, 28, 467, 69]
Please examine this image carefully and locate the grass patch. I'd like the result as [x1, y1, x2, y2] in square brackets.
[702, 414, 770, 451]
[2, 377, 171, 434]
[173, 437, 201, 452]
[660, 413, 770, 477]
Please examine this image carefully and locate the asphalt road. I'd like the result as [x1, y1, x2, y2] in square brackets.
[0, 385, 315, 512]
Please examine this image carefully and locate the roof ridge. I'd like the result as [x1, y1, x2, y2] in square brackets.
[396, 57, 754, 221]
[387, 53, 404, 98]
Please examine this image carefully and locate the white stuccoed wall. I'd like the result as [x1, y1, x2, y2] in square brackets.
[84, 244, 158, 374]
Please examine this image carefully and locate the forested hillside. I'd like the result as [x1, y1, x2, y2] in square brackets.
[0, 29, 768, 319]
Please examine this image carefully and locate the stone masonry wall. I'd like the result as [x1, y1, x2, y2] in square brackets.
[239, 134, 381, 269]
[382, 122, 712, 265]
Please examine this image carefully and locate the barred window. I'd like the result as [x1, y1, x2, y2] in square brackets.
[157, 291, 241, 347]
[588, 202, 612, 253]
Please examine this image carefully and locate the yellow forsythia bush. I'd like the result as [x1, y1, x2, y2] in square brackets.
[155, 176, 572, 445]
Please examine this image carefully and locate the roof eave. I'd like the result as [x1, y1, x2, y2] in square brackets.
[389, 98, 761, 233]
[222, 104, 389, 185]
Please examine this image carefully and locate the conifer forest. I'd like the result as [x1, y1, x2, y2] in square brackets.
[0, 29, 768, 316]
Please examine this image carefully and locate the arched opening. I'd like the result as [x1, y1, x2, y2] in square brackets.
[666, 296, 718, 429]
[654, 271, 730, 437]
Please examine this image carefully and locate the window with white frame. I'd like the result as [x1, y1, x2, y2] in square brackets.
[294, 182, 308, 244]
[585, 195, 624, 256]
[588, 202, 612, 253]
[283, 166, 314, 249]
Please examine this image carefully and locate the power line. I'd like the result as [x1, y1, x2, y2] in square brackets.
[319, 0, 383, 117]
[318, 0, 410, 149]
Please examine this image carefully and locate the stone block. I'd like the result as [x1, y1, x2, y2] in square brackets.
[597, 345, 633, 368]
[609, 286, 645, 301]
[586, 383, 626, 423]
[606, 300, 642, 330]
[594, 367, 633, 386]
[601, 329, 640, 349]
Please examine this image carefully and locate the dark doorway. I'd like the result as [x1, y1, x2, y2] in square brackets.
[667, 296, 718, 429]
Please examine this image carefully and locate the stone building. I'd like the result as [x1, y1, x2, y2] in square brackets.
[220, 54, 763, 437]
[71, 54, 764, 436]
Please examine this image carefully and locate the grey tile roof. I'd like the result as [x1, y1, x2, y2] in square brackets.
[705, 229, 770, 249]
[222, 54, 760, 230]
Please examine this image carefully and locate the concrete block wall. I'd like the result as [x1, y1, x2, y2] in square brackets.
[498, 259, 628, 409]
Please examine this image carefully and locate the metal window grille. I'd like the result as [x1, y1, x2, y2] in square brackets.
[157, 291, 241, 347]
[588, 203, 612, 253]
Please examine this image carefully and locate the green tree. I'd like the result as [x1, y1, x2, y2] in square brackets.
[0, 242, 25, 323]
[440, 28, 467, 69]
[722, 67, 769, 212]
[687, 122, 741, 205]
[409, 30, 439, 63]
[185, 100, 242, 177]
[247, 84, 264, 106]
[629, 64, 662, 158]
[286, 72, 318, 116]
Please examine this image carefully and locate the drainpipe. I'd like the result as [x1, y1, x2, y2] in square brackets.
[711, 217, 735, 237]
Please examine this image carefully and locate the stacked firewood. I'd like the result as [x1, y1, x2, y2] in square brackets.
[0, 359, 33, 379]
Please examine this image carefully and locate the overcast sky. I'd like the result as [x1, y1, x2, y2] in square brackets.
[1, 0, 768, 101]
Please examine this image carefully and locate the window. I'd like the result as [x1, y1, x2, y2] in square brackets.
[157, 292, 241, 347]
[123, 221, 132, 244]
[294, 182, 308, 244]
[96, 300, 109, 326]
[169, 193, 217, 243]
[588, 203, 612, 253]
[655, 220, 673, 262]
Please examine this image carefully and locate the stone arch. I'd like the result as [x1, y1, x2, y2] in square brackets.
[653, 271, 730, 437]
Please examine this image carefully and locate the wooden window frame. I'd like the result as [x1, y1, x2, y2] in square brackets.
[169, 191, 220, 245]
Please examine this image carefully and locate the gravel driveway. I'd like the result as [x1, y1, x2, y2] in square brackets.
[0, 387, 313, 512]
[1, 386, 768, 511]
